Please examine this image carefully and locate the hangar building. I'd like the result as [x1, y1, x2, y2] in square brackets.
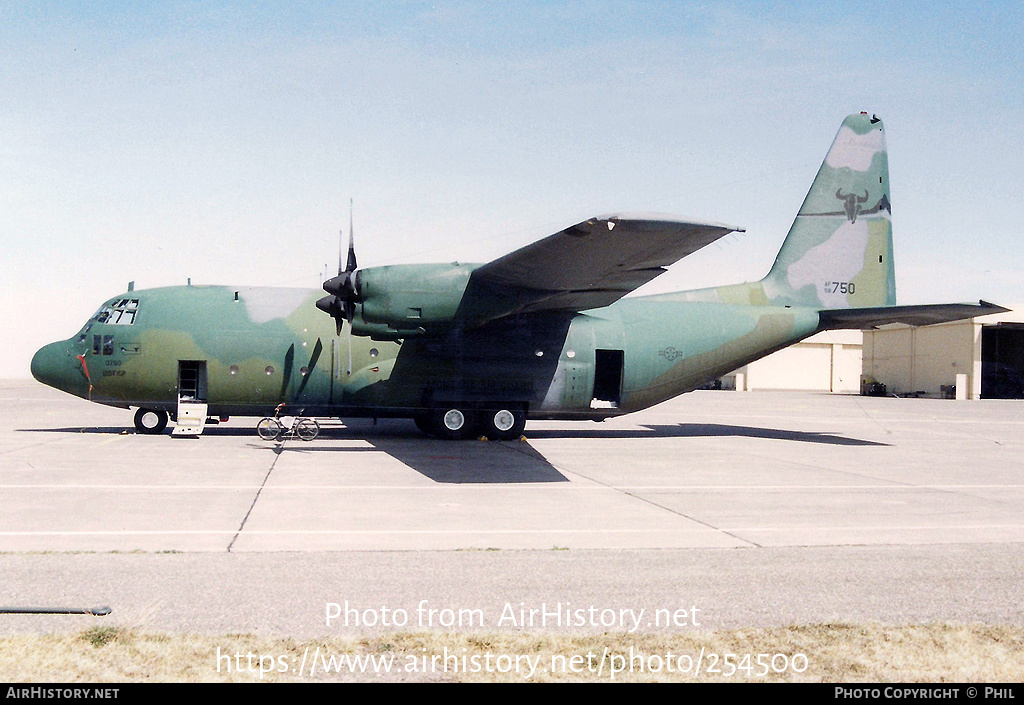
[724, 330, 863, 393]
[861, 306, 1024, 399]
[722, 307, 1023, 399]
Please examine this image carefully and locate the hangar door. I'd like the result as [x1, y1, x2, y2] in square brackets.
[981, 324, 1024, 399]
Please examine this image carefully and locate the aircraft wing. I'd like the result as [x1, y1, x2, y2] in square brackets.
[818, 301, 1009, 330]
[457, 214, 742, 325]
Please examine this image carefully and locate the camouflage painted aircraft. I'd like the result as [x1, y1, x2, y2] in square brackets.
[31, 113, 1005, 439]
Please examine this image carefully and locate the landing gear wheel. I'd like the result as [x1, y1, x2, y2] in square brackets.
[483, 408, 526, 440]
[432, 408, 477, 440]
[256, 417, 283, 441]
[134, 408, 168, 434]
[414, 414, 438, 437]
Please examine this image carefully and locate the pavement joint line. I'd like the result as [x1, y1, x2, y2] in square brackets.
[226, 443, 283, 552]
[555, 466, 762, 548]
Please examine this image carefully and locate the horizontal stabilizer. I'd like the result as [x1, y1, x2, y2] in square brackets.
[818, 301, 1009, 330]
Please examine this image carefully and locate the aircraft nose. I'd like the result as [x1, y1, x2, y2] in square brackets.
[31, 341, 88, 397]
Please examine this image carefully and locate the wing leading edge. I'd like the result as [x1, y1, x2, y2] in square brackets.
[457, 214, 742, 325]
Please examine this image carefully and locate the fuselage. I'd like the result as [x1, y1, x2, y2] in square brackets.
[31, 114, 996, 435]
[31, 283, 821, 421]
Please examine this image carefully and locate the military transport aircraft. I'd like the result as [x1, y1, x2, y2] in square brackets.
[31, 113, 1005, 439]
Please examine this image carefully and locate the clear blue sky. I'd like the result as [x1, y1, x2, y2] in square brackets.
[4, 1, 1023, 376]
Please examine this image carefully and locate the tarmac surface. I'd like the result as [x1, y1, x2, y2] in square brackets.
[2, 380, 1022, 637]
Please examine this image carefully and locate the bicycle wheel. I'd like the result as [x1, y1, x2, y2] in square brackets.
[256, 417, 283, 441]
[295, 418, 319, 441]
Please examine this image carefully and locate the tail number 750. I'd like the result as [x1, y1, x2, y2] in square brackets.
[824, 281, 856, 295]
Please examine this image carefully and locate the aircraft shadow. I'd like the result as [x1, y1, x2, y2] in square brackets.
[526, 422, 889, 446]
[23, 421, 888, 447]
[252, 420, 568, 484]
[19, 419, 884, 487]
[20, 422, 568, 484]
[20, 426, 259, 436]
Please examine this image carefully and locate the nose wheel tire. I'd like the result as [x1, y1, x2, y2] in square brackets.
[134, 408, 169, 434]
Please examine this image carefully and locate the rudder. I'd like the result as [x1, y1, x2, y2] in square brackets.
[762, 113, 895, 310]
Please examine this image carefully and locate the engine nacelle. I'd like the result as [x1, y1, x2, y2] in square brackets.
[355, 263, 477, 333]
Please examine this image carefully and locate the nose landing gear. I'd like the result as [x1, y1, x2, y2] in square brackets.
[133, 408, 169, 434]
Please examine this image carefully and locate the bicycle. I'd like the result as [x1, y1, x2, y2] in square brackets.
[256, 403, 320, 442]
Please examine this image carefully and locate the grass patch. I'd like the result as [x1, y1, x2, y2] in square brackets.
[80, 626, 122, 649]
[1, 623, 1021, 682]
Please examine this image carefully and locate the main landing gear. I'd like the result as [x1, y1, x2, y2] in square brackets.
[414, 406, 527, 441]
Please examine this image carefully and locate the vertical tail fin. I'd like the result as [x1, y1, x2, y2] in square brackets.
[762, 113, 895, 310]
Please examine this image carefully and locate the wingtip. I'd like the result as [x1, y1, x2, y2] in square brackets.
[596, 212, 744, 233]
[979, 300, 1012, 315]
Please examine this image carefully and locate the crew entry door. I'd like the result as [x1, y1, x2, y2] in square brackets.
[174, 360, 209, 436]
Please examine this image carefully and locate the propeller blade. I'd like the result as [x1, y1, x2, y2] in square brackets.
[319, 200, 360, 334]
[346, 200, 357, 273]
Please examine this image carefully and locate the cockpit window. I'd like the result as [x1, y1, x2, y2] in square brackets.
[89, 299, 140, 326]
